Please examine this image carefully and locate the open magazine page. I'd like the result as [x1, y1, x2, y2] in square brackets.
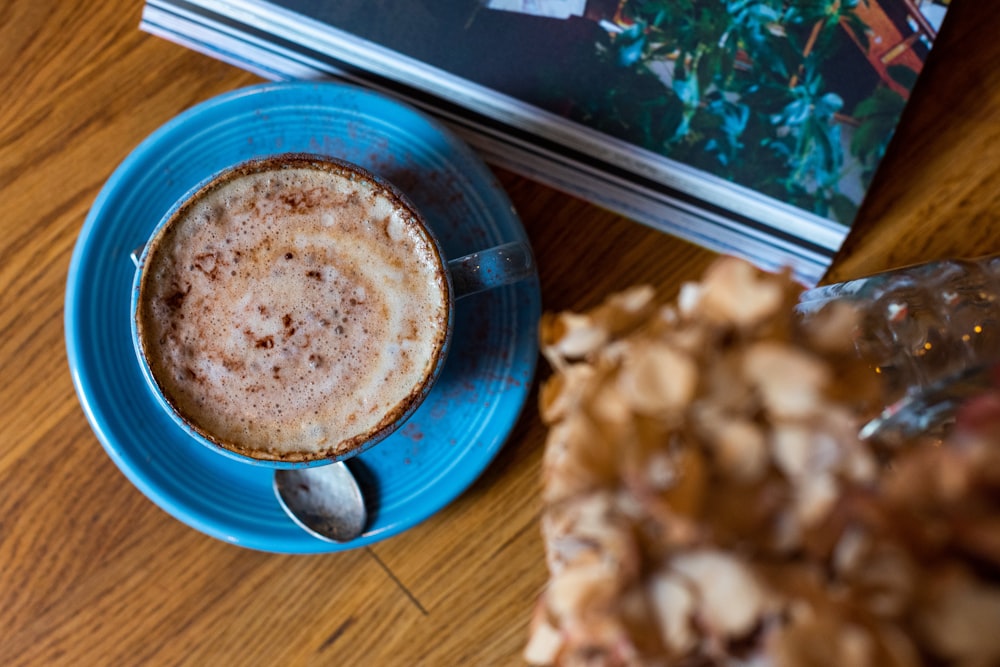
[141, 0, 951, 284]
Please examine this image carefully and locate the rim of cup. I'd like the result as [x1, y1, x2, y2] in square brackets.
[129, 153, 455, 469]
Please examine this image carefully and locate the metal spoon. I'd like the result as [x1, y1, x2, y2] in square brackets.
[273, 462, 367, 542]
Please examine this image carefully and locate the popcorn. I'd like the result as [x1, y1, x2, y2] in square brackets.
[527, 257, 1000, 666]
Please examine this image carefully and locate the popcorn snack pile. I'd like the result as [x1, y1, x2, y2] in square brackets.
[526, 258, 1000, 667]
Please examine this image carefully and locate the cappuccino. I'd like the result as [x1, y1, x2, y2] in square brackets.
[136, 156, 451, 462]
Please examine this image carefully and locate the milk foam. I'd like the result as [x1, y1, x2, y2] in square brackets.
[138, 163, 450, 460]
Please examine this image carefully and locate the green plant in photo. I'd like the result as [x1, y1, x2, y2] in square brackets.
[850, 65, 914, 183]
[562, 0, 919, 224]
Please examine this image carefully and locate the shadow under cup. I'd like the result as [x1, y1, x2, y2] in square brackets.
[130, 153, 533, 469]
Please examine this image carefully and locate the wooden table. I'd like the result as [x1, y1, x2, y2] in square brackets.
[2, 1, 998, 664]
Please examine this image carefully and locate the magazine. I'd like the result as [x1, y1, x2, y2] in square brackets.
[140, 0, 952, 285]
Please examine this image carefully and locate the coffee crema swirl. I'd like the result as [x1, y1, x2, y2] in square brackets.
[136, 157, 451, 461]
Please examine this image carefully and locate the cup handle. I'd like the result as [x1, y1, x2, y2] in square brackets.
[447, 241, 535, 299]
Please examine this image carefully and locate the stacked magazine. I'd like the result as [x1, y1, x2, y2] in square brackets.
[141, 0, 952, 285]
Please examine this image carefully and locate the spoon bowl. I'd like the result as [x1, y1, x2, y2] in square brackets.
[274, 462, 367, 543]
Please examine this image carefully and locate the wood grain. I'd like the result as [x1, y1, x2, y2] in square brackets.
[0, 1, 996, 665]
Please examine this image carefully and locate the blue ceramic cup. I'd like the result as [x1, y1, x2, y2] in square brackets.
[130, 153, 533, 469]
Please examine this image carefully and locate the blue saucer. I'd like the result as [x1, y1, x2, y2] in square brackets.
[64, 82, 541, 553]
